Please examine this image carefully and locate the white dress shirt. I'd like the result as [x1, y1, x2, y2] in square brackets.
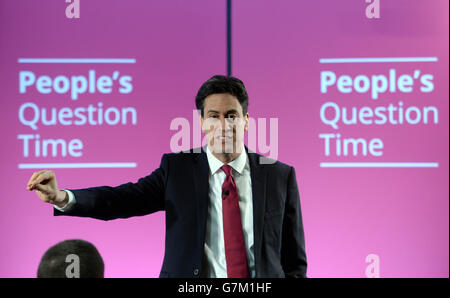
[54, 145, 256, 278]
[203, 144, 255, 278]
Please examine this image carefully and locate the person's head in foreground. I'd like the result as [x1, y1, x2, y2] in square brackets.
[196, 75, 250, 163]
[37, 239, 104, 278]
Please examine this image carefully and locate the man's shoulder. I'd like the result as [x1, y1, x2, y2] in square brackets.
[164, 146, 205, 156]
[257, 155, 294, 178]
[162, 146, 295, 174]
[160, 147, 206, 164]
[252, 154, 297, 185]
[245, 147, 293, 172]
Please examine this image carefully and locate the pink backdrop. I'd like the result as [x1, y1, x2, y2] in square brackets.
[0, 0, 448, 277]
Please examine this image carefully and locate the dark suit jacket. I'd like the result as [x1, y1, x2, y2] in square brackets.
[54, 146, 307, 278]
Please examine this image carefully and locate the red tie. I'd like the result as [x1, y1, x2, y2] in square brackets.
[221, 164, 249, 278]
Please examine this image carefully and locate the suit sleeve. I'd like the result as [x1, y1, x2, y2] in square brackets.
[281, 166, 308, 278]
[54, 154, 169, 221]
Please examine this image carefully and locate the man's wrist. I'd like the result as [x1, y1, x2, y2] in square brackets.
[54, 190, 76, 212]
[55, 190, 69, 208]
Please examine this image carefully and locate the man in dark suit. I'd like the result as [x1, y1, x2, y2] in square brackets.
[27, 75, 307, 278]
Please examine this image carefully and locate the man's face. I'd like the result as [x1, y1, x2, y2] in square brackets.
[200, 93, 249, 155]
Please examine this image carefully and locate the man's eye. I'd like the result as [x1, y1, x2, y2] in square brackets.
[209, 115, 218, 118]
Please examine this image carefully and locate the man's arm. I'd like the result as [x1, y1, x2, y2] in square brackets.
[53, 189, 75, 211]
[280, 166, 307, 278]
[53, 154, 169, 221]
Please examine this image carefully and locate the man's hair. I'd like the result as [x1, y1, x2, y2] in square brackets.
[195, 75, 249, 117]
[37, 239, 104, 278]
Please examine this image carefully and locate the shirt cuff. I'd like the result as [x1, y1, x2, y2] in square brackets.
[53, 189, 76, 212]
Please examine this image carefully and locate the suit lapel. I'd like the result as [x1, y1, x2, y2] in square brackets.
[192, 145, 267, 277]
[192, 146, 210, 256]
[246, 146, 267, 277]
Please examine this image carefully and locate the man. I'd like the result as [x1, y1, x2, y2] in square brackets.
[37, 239, 104, 278]
[27, 75, 307, 278]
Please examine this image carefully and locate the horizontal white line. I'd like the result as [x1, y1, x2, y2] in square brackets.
[18, 58, 136, 64]
[18, 163, 137, 169]
[319, 57, 438, 63]
[320, 162, 439, 168]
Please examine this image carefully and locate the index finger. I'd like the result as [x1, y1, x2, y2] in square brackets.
[29, 171, 54, 188]
[27, 171, 45, 189]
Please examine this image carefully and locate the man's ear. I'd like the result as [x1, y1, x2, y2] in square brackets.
[200, 115, 205, 134]
[244, 113, 250, 131]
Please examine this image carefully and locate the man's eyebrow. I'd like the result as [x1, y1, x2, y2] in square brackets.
[206, 109, 239, 114]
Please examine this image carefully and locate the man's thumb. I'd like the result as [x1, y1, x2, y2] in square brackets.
[34, 183, 52, 195]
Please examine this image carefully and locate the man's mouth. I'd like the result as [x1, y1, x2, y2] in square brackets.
[216, 135, 233, 141]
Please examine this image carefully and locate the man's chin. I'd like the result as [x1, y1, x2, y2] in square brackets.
[211, 144, 243, 154]
[211, 143, 238, 155]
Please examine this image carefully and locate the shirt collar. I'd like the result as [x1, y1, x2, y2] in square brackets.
[206, 144, 247, 176]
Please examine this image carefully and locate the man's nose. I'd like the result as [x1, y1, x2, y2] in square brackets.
[219, 117, 235, 131]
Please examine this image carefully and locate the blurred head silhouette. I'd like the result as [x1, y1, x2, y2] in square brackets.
[37, 239, 104, 278]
